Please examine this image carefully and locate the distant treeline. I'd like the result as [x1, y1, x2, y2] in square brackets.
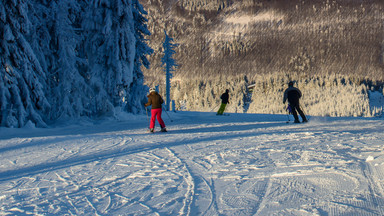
[158, 74, 383, 117]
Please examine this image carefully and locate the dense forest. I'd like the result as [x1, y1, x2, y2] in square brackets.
[1, 0, 383, 128]
[140, 0, 384, 117]
[0, 0, 152, 127]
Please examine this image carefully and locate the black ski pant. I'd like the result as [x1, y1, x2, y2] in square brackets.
[290, 103, 307, 122]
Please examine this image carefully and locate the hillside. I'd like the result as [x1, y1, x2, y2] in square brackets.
[139, 0, 384, 117]
[140, 0, 383, 81]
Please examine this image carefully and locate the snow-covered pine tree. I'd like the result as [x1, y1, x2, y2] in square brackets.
[48, 0, 93, 120]
[82, 0, 136, 116]
[161, 30, 178, 111]
[0, 0, 50, 127]
[126, 0, 154, 114]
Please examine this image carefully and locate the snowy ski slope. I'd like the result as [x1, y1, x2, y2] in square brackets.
[1, 111, 384, 215]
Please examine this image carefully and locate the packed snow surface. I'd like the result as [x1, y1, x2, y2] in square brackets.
[1, 111, 384, 215]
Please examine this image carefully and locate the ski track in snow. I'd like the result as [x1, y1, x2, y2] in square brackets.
[0, 112, 384, 215]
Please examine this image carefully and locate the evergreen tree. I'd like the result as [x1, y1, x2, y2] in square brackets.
[82, 0, 137, 116]
[127, 0, 154, 114]
[161, 30, 178, 111]
[0, 0, 50, 127]
[49, 0, 93, 120]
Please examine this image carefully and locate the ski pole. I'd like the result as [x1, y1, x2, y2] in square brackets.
[162, 107, 173, 122]
[145, 107, 150, 126]
[300, 104, 309, 121]
[210, 104, 219, 112]
[285, 105, 291, 123]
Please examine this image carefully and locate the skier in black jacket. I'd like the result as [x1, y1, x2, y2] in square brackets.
[283, 81, 308, 123]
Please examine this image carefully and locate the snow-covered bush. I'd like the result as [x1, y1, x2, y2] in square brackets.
[158, 75, 247, 113]
[151, 73, 382, 118]
[247, 74, 375, 117]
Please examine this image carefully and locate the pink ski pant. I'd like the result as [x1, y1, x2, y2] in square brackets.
[150, 108, 166, 129]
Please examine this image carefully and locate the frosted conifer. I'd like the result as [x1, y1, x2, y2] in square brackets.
[126, 0, 154, 113]
[0, 0, 49, 127]
[161, 30, 178, 111]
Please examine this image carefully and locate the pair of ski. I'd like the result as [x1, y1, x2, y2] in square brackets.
[286, 120, 309, 124]
[148, 129, 168, 133]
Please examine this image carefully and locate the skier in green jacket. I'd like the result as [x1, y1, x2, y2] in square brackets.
[217, 89, 229, 115]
